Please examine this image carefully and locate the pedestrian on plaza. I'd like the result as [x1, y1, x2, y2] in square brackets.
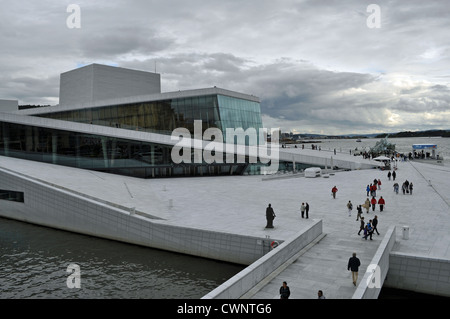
[348, 253, 361, 286]
[393, 183, 399, 194]
[373, 215, 380, 235]
[402, 182, 407, 195]
[265, 204, 276, 229]
[318, 290, 326, 299]
[363, 198, 370, 214]
[356, 205, 363, 221]
[305, 202, 309, 219]
[387, 171, 391, 181]
[363, 221, 373, 240]
[301, 202, 306, 218]
[378, 179, 382, 190]
[409, 183, 413, 195]
[378, 196, 385, 212]
[347, 200, 353, 217]
[358, 216, 365, 235]
[371, 196, 377, 211]
[366, 185, 370, 197]
[392, 170, 396, 181]
[280, 281, 290, 299]
[331, 186, 338, 199]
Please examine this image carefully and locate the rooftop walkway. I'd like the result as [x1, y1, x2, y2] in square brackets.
[1, 150, 449, 299]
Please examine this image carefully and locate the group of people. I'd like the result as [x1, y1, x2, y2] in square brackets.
[265, 201, 310, 228]
[393, 180, 413, 195]
[357, 215, 380, 240]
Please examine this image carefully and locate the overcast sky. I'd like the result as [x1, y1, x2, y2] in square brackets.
[1, 0, 450, 135]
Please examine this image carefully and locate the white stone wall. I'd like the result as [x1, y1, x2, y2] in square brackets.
[202, 220, 323, 299]
[385, 252, 450, 297]
[0, 168, 274, 265]
[59, 64, 160, 107]
[352, 226, 397, 299]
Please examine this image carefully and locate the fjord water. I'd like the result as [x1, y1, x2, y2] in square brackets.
[0, 218, 243, 299]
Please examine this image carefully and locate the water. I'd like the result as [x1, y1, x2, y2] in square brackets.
[0, 218, 243, 299]
[1, 136, 449, 299]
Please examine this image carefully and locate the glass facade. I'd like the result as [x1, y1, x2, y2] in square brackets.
[0, 121, 263, 178]
[36, 94, 263, 144]
[0, 92, 269, 178]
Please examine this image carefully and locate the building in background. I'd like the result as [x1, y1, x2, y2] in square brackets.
[0, 64, 267, 178]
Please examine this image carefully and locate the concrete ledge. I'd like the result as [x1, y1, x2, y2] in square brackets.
[202, 219, 323, 299]
[352, 225, 396, 299]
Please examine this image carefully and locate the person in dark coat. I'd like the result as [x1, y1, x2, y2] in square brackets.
[265, 204, 276, 228]
[280, 281, 290, 299]
[358, 217, 365, 235]
[372, 215, 380, 235]
[305, 202, 310, 219]
[348, 253, 361, 286]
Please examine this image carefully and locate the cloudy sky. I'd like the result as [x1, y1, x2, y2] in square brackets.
[1, 0, 450, 135]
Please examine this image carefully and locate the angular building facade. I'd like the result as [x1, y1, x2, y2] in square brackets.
[0, 64, 266, 178]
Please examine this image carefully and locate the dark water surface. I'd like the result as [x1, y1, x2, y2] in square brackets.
[0, 217, 243, 299]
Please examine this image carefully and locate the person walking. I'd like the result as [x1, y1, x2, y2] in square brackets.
[356, 205, 363, 221]
[366, 185, 370, 197]
[305, 202, 309, 219]
[393, 182, 399, 194]
[409, 182, 413, 195]
[387, 171, 391, 181]
[348, 253, 361, 286]
[279, 281, 290, 299]
[378, 196, 385, 212]
[363, 221, 374, 240]
[364, 198, 370, 214]
[372, 215, 380, 235]
[358, 216, 365, 235]
[331, 186, 338, 199]
[371, 196, 377, 212]
[265, 204, 276, 228]
[392, 170, 396, 181]
[377, 179, 382, 190]
[300, 203, 306, 218]
[347, 200, 353, 217]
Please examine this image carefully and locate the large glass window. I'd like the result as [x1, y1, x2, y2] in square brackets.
[0, 120, 259, 178]
[35, 94, 262, 145]
[0, 190, 24, 203]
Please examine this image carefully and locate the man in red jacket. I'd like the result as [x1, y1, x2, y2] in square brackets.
[371, 196, 377, 211]
[378, 196, 385, 212]
[331, 186, 338, 199]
